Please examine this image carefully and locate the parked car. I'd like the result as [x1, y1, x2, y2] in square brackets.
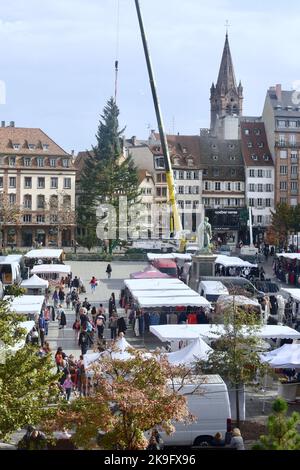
[199, 276, 264, 298]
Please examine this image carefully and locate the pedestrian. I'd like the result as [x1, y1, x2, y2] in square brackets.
[76, 355, 86, 396]
[55, 347, 65, 373]
[71, 276, 80, 290]
[109, 294, 116, 317]
[59, 288, 65, 306]
[62, 374, 74, 402]
[91, 306, 97, 323]
[82, 298, 91, 312]
[211, 432, 225, 447]
[117, 314, 127, 336]
[43, 341, 51, 354]
[79, 307, 88, 329]
[57, 304, 67, 330]
[30, 327, 39, 346]
[89, 276, 98, 294]
[96, 313, 105, 340]
[72, 318, 81, 341]
[109, 312, 118, 340]
[52, 289, 59, 309]
[44, 307, 50, 336]
[229, 428, 245, 450]
[106, 263, 112, 279]
[17, 426, 47, 450]
[66, 292, 71, 309]
[78, 328, 89, 355]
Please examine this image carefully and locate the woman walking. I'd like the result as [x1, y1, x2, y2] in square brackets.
[57, 305, 67, 330]
[89, 276, 98, 294]
[109, 312, 118, 340]
[106, 264, 112, 279]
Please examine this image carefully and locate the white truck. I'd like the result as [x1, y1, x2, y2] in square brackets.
[161, 374, 231, 447]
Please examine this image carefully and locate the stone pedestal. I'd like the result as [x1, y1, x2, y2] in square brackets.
[189, 253, 218, 292]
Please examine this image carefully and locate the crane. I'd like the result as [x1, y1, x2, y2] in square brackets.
[134, 0, 186, 251]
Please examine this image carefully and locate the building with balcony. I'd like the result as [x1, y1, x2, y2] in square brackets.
[0, 123, 76, 248]
[240, 121, 275, 244]
[263, 85, 300, 206]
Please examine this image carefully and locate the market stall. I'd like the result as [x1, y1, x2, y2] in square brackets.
[165, 337, 213, 366]
[147, 253, 192, 262]
[214, 295, 263, 322]
[25, 249, 65, 269]
[21, 274, 49, 294]
[215, 255, 258, 278]
[4, 295, 45, 320]
[31, 264, 71, 285]
[274, 253, 300, 285]
[130, 265, 170, 279]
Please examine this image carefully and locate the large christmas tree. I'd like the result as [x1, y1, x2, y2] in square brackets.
[77, 98, 140, 253]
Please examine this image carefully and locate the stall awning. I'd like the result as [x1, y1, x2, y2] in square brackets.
[150, 324, 300, 342]
[130, 266, 170, 279]
[261, 343, 300, 369]
[136, 296, 211, 308]
[124, 278, 183, 291]
[276, 253, 300, 261]
[281, 288, 300, 303]
[21, 274, 49, 289]
[215, 255, 257, 268]
[4, 295, 45, 315]
[166, 338, 213, 366]
[132, 289, 199, 299]
[25, 249, 63, 259]
[31, 264, 71, 275]
[216, 295, 260, 308]
[147, 253, 192, 262]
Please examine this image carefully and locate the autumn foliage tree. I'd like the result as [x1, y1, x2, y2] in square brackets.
[44, 348, 193, 450]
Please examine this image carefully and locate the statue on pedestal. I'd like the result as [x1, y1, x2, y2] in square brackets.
[197, 217, 213, 253]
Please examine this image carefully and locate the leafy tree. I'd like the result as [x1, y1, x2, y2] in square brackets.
[44, 348, 192, 450]
[77, 98, 140, 253]
[269, 203, 294, 249]
[0, 299, 60, 441]
[198, 302, 270, 426]
[253, 398, 300, 450]
[0, 192, 22, 250]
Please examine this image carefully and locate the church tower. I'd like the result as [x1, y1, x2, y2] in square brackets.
[210, 33, 243, 132]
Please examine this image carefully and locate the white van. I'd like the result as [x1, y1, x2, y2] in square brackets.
[199, 281, 229, 303]
[161, 375, 231, 447]
[0, 260, 21, 286]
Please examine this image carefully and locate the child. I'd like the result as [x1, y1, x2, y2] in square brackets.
[62, 374, 74, 402]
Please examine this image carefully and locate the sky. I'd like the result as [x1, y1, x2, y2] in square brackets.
[1, 0, 300, 153]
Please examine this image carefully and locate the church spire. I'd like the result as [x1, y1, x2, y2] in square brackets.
[216, 32, 237, 94]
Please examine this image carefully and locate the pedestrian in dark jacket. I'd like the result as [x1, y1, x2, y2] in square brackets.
[106, 264, 112, 279]
[38, 312, 46, 347]
[117, 315, 127, 335]
[57, 305, 67, 330]
[78, 329, 89, 355]
[17, 427, 47, 450]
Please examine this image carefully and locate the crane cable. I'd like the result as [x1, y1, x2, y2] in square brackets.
[114, 0, 120, 102]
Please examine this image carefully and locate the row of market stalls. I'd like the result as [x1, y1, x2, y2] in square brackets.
[274, 253, 300, 286]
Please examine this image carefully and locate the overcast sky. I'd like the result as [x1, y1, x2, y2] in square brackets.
[1, 0, 300, 153]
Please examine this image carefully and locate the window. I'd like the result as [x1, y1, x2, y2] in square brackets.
[37, 177, 45, 189]
[37, 157, 44, 167]
[64, 178, 71, 189]
[141, 188, 146, 195]
[42, 144, 49, 151]
[36, 215, 45, 223]
[291, 181, 298, 191]
[231, 169, 236, 177]
[173, 171, 177, 180]
[204, 181, 210, 191]
[186, 171, 192, 180]
[62, 159, 70, 168]
[193, 186, 199, 194]
[280, 166, 288, 175]
[280, 197, 287, 204]
[248, 142, 253, 148]
[23, 195, 32, 209]
[23, 214, 32, 223]
[9, 156, 16, 167]
[291, 166, 298, 175]
[236, 182, 241, 191]
[162, 173, 166, 183]
[156, 173, 162, 183]
[290, 121, 297, 128]
[266, 184, 273, 192]
[203, 198, 210, 206]
[280, 181, 287, 191]
[249, 169, 255, 177]
[263, 155, 270, 161]
[257, 199, 263, 207]
[28, 144, 35, 150]
[24, 177, 32, 188]
[146, 188, 152, 195]
[13, 143, 20, 150]
[258, 184, 263, 192]
[266, 170, 272, 178]
[51, 177, 58, 189]
[257, 215, 263, 224]
[179, 171, 184, 179]
[193, 171, 199, 179]
[156, 188, 161, 197]
[178, 186, 184, 194]
[258, 142, 264, 148]
[50, 158, 56, 168]
[37, 195, 45, 209]
[162, 187, 167, 197]
[215, 182, 221, 191]
[9, 193, 16, 205]
[291, 198, 298, 207]
[178, 200, 184, 209]
[24, 157, 31, 167]
[213, 169, 219, 177]
[50, 214, 58, 223]
[0, 177, 3, 188]
[249, 184, 255, 192]
[244, 129, 250, 135]
[254, 128, 261, 136]
[49, 195, 58, 209]
[9, 177, 16, 188]
[213, 155, 218, 161]
[193, 201, 199, 209]
[229, 156, 236, 161]
[214, 198, 221, 206]
[257, 170, 264, 177]
[155, 157, 165, 169]
[280, 150, 287, 158]
[227, 182, 231, 191]
[203, 169, 208, 176]
[185, 201, 192, 208]
[290, 135, 296, 145]
[249, 198, 254, 207]
[278, 120, 286, 128]
[251, 155, 258, 161]
[291, 152, 298, 162]
[266, 199, 272, 208]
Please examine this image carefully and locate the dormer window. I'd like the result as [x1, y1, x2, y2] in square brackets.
[62, 158, 70, 168]
[13, 143, 20, 150]
[258, 142, 264, 148]
[248, 142, 253, 148]
[230, 156, 236, 161]
[263, 155, 270, 161]
[212, 155, 218, 161]
[24, 157, 31, 167]
[244, 129, 250, 135]
[251, 154, 258, 161]
[28, 144, 35, 150]
[228, 144, 235, 149]
[9, 156, 16, 167]
[187, 157, 194, 167]
[173, 156, 180, 166]
[183, 147, 187, 154]
[211, 144, 217, 149]
[43, 144, 49, 151]
[254, 129, 261, 136]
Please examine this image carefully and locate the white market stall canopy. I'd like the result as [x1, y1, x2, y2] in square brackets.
[261, 343, 300, 369]
[216, 295, 260, 308]
[124, 278, 184, 291]
[31, 264, 71, 275]
[281, 288, 300, 302]
[1, 321, 35, 355]
[276, 253, 300, 261]
[137, 295, 211, 308]
[21, 274, 49, 289]
[166, 338, 213, 366]
[25, 249, 64, 259]
[4, 295, 45, 315]
[215, 255, 257, 268]
[132, 289, 200, 299]
[150, 324, 300, 342]
[147, 253, 192, 262]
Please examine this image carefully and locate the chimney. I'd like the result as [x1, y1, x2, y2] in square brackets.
[275, 84, 282, 102]
[131, 136, 136, 146]
[1, 121, 5, 128]
[10, 121, 15, 127]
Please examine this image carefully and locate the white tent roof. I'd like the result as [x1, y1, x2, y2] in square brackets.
[281, 288, 300, 302]
[166, 338, 213, 366]
[199, 281, 229, 296]
[4, 295, 44, 315]
[25, 249, 63, 259]
[217, 295, 260, 307]
[21, 274, 49, 289]
[150, 324, 300, 342]
[147, 253, 192, 261]
[137, 295, 211, 308]
[215, 255, 257, 268]
[261, 343, 300, 369]
[132, 289, 200, 299]
[276, 253, 300, 261]
[124, 278, 183, 291]
[31, 264, 71, 274]
[4, 321, 35, 354]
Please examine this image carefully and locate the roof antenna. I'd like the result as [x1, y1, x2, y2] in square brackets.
[114, 0, 120, 102]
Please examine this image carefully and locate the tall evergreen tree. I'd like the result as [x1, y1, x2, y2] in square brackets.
[77, 98, 140, 253]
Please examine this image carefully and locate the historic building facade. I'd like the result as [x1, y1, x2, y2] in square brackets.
[0, 123, 76, 248]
